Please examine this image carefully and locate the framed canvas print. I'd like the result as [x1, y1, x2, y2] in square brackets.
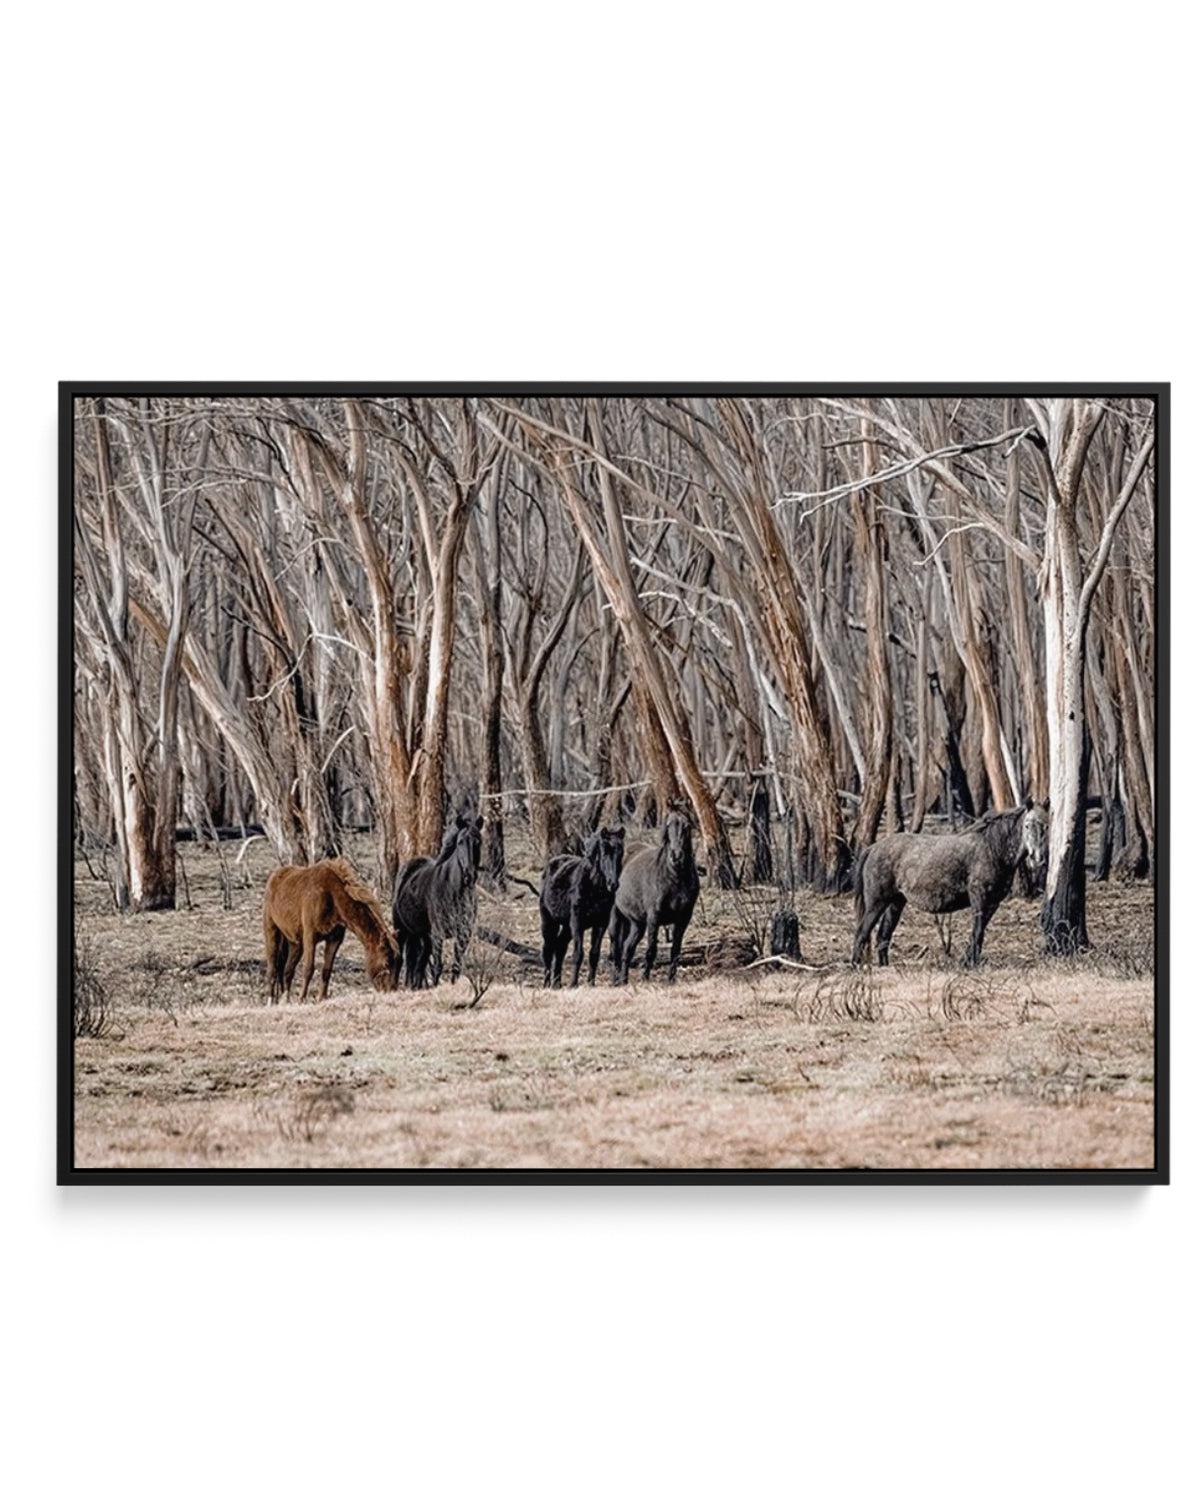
[59, 384, 1168, 1183]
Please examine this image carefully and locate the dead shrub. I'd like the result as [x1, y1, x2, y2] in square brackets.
[931, 971, 991, 1023]
[806, 967, 883, 1024]
[488, 1074, 556, 1113]
[1090, 939, 1155, 980]
[1015, 987, 1050, 1025]
[1001, 1028, 1106, 1107]
[277, 1085, 356, 1143]
[134, 950, 180, 1026]
[74, 933, 113, 1039]
[452, 906, 521, 1010]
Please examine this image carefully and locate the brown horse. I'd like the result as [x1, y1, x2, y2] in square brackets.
[263, 858, 400, 1002]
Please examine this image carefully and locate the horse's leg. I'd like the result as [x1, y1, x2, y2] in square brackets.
[610, 910, 628, 985]
[415, 935, 433, 989]
[454, 895, 477, 982]
[852, 893, 890, 965]
[319, 925, 345, 1001]
[273, 930, 291, 1003]
[541, 913, 558, 988]
[667, 907, 693, 983]
[404, 936, 422, 990]
[964, 894, 999, 967]
[449, 914, 468, 982]
[393, 928, 409, 988]
[297, 926, 318, 1001]
[264, 919, 282, 1002]
[876, 901, 905, 966]
[568, 908, 585, 988]
[458, 903, 476, 979]
[587, 922, 605, 986]
[283, 940, 302, 1000]
[631, 913, 653, 981]
[546, 927, 564, 988]
[619, 915, 645, 986]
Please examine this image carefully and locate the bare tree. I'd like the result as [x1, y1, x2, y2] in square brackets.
[72, 392, 1156, 953]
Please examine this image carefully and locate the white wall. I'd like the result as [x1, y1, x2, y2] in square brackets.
[4, 5, 1192, 1508]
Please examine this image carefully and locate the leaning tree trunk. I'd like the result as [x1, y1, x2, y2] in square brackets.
[1005, 400, 1048, 801]
[471, 503, 506, 886]
[539, 408, 738, 888]
[75, 402, 175, 910]
[298, 407, 417, 890]
[413, 500, 470, 854]
[748, 773, 773, 883]
[848, 427, 893, 850]
[512, 539, 583, 864]
[1086, 631, 1122, 882]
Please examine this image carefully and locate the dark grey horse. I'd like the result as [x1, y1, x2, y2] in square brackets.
[852, 802, 1048, 967]
[610, 803, 700, 985]
[539, 826, 625, 988]
[392, 813, 483, 988]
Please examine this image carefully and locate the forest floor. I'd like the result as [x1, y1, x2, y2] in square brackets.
[72, 827, 1157, 1171]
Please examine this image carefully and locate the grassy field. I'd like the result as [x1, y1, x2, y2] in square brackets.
[72, 831, 1156, 1171]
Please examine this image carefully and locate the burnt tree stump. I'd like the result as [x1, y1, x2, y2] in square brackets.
[769, 908, 801, 963]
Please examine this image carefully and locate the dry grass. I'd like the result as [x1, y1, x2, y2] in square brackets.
[72, 834, 1157, 1171]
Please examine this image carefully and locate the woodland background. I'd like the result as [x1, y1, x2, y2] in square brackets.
[74, 393, 1156, 950]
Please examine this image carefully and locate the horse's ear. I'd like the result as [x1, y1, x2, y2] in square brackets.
[612, 825, 625, 840]
[472, 816, 483, 834]
[1024, 795, 1033, 811]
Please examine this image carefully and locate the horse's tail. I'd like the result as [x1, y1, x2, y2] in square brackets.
[852, 847, 869, 922]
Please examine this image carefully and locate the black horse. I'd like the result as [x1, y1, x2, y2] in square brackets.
[852, 802, 1049, 967]
[392, 813, 483, 988]
[610, 803, 699, 985]
[539, 826, 625, 988]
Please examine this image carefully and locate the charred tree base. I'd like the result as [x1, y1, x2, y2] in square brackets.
[791, 839, 853, 894]
[482, 821, 506, 890]
[707, 833, 740, 891]
[769, 909, 801, 962]
[1041, 832, 1090, 955]
[1115, 828, 1150, 881]
[1093, 795, 1125, 881]
[132, 893, 176, 914]
[748, 778, 773, 884]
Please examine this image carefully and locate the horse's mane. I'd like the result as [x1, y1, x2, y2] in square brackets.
[966, 807, 1020, 834]
[660, 807, 692, 842]
[964, 806, 1026, 861]
[435, 823, 462, 862]
[326, 858, 398, 952]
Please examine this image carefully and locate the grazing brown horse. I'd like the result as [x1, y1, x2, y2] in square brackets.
[263, 859, 400, 1002]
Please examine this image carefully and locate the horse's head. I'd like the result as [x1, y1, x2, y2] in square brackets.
[662, 802, 693, 868]
[457, 814, 483, 878]
[436, 819, 462, 862]
[1020, 800, 1049, 870]
[595, 825, 625, 890]
[369, 930, 402, 992]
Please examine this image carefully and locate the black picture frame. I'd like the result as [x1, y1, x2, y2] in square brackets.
[58, 382, 1170, 1186]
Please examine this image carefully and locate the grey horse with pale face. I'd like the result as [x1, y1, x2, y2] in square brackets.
[852, 802, 1048, 967]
